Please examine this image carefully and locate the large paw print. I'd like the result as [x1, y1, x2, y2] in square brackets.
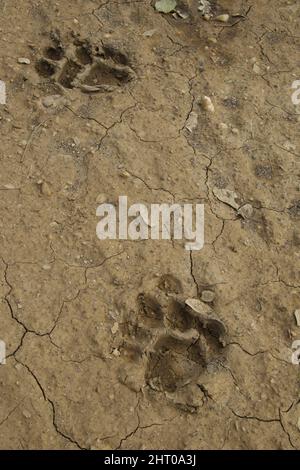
[35, 32, 135, 92]
[119, 278, 228, 412]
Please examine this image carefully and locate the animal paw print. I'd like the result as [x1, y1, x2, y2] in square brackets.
[35, 32, 135, 92]
[119, 278, 227, 412]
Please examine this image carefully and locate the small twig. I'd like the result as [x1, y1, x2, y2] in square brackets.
[20, 120, 48, 163]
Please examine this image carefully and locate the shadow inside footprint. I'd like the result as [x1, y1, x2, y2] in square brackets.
[102, 44, 130, 66]
[58, 60, 83, 88]
[75, 44, 93, 65]
[83, 61, 131, 87]
[35, 58, 56, 77]
[166, 299, 193, 331]
[145, 298, 227, 395]
[146, 344, 204, 393]
[45, 45, 65, 61]
[137, 293, 164, 327]
[158, 274, 182, 294]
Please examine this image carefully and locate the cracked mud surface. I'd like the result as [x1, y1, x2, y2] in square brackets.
[0, 0, 299, 450]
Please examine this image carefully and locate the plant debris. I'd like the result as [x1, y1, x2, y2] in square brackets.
[198, 0, 212, 16]
[155, 0, 177, 14]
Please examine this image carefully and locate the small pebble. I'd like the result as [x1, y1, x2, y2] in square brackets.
[96, 193, 107, 204]
[201, 290, 215, 303]
[143, 29, 157, 37]
[111, 322, 119, 335]
[119, 169, 130, 178]
[219, 122, 228, 132]
[253, 63, 261, 74]
[40, 181, 52, 196]
[42, 95, 67, 108]
[201, 96, 215, 113]
[42, 264, 52, 271]
[18, 58, 30, 65]
[42, 96, 56, 108]
[294, 309, 300, 327]
[215, 14, 230, 23]
[22, 410, 31, 419]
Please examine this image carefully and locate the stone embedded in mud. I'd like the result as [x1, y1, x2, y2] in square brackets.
[39, 181, 52, 196]
[166, 383, 204, 413]
[42, 264, 51, 271]
[237, 203, 254, 219]
[253, 63, 261, 74]
[219, 122, 229, 133]
[201, 290, 215, 303]
[213, 187, 241, 210]
[22, 410, 31, 419]
[185, 111, 198, 133]
[42, 96, 57, 108]
[42, 94, 67, 108]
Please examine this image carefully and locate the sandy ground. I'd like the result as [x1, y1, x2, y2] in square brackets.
[0, 0, 299, 450]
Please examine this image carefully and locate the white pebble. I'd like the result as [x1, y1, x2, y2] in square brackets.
[111, 322, 119, 335]
[18, 57, 30, 65]
[253, 63, 261, 74]
[215, 14, 230, 23]
[41, 181, 52, 196]
[294, 309, 300, 327]
[201, 96, 215, 113]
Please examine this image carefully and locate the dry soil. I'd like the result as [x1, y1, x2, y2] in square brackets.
[0, 0, 299, 450]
